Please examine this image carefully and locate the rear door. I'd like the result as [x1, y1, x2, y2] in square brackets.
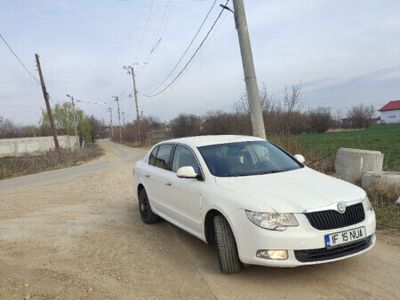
[144, 144, 175, 214]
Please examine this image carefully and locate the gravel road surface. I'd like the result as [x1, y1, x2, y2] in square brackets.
[0, 140, 399, 299]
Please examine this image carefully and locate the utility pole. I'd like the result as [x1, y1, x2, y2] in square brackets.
[66, 94, 79, 147]
[35, 53, 60, 149]
[122, 111, 126, 126]
[123, 64, 143, 122]
[231, 0, 266, 139]
[113, 96, 122, 143]
[107, 107, 113, 138]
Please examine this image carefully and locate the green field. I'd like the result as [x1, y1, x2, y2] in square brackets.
[297, 124, 400, 171]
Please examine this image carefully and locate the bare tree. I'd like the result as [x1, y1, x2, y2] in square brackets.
[234, 84, 275, 114]
[283, 84, 302, 114]
[347, 105, 375, 129]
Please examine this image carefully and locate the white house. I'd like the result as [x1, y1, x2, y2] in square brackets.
[379, 100, 400, 124]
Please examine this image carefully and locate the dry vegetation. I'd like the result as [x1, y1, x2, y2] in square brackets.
[0, 144, 103, 179]
[365, 184, 400, 231]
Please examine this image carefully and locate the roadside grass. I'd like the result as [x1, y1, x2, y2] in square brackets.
[0, 143, 103, 180]
[295, 124, 400, 171]
[270, 135, 335, 174]
[272, 126, 400, 231]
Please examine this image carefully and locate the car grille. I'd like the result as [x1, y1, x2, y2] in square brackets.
[305, 202, 365, 230]
[294, 236, 372, 263]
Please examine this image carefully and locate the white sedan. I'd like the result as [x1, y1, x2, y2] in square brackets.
[133, 135, 376, 273]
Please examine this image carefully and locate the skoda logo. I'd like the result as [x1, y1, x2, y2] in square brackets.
[337, 202, 346, 214]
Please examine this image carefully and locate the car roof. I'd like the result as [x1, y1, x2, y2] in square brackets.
[158, 135, 266, 148]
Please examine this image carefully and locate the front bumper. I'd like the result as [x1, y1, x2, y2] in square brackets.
[229, 209, 376, 267]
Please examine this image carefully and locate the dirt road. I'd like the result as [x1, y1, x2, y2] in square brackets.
[0, 140, 399, 299]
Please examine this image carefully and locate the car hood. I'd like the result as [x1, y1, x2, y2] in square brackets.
[214, 167, 365, 213]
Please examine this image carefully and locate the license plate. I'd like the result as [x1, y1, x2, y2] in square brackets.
[325, 227, 366, 248]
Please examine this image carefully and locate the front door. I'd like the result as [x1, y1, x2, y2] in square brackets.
[168, 144, 204, 235]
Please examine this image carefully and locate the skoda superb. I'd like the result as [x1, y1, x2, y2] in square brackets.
[133, 135, 376, 273]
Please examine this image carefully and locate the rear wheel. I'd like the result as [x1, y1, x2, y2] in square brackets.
[138, 189, 159, 224]
[213, 215, 242, 274]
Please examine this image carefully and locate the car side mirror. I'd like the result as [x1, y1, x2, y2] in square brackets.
[294, 154, 305, 164]
[177, 166, 198, 178]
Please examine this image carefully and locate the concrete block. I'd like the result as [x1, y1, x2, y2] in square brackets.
[362, 171, 400, 187]
[335, 148, 384, 183]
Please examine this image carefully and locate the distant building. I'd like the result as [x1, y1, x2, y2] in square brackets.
[379, 100, 400, 124]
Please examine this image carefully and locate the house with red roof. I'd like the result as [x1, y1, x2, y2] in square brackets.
[378, 100, 400, 124]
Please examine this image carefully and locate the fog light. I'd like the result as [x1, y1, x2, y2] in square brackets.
[256, 249, 288, 260]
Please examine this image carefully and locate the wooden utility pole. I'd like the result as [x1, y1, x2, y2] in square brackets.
[122, 111, 126, 126]
[107, 107, 113, 138]
[113, 96, 122, 143]
[123, 65, 140, 121]
[35, 54, 60, 149]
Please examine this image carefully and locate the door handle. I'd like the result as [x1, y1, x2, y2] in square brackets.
[144, 174, 150, 178]
[165, 182, 172, 186]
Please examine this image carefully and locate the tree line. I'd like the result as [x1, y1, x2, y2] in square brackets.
[2, 85, 376, 144]
[0, 102, 107, 142]
[112, 85, 377, 145]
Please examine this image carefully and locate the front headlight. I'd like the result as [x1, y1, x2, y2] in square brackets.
[245, 210, 298, 231]
[363, 196, 373, 212]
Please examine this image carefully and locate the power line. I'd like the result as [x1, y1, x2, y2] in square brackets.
[142, 0, 217, 95]
[75, 99, 108, 105]
[0, 33, 41, 85]
[142, 0, 229, 97]
[149, 0, 172, 55]
[134, 0, 155, 62]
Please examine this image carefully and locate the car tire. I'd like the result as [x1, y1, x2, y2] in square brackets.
[213, 214, 242, 274]
[138, 189, 159, 224]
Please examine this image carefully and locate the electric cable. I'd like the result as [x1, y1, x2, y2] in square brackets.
[0, 33, 40, 85]
[142, 0, 229, 97]
[142, 0, 218, 94]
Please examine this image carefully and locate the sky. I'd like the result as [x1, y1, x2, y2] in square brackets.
[1, 0, 399, 125]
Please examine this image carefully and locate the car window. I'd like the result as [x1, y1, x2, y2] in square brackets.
[198, 141, 302, 177]
[172, 145, 201, 175]
[154, 144, 174, 170]
[148, 146, 159, 166]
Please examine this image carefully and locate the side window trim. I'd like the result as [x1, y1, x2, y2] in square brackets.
[148, 146, 159, 166]
[150, 143, 175, 171]
[173, 143, 205, 180]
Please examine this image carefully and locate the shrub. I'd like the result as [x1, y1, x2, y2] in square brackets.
[308, 107, 334, 133]
[170, 114, 201, 138]
[200, 111, 251, 136]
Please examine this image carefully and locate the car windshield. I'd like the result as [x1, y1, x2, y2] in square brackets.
[198, 141, 302, 177]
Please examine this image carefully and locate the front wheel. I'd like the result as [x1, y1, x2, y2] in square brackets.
[138, 189, 160, 224]
[213, 215, 242, 274]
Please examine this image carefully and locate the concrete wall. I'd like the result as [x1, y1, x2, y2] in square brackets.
[380, 110, 400, 124]
[0, 136, 77, 157]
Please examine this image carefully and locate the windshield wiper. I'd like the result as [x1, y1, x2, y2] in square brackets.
[255, 169, 292, 175]
[262, 169, 283, 174]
